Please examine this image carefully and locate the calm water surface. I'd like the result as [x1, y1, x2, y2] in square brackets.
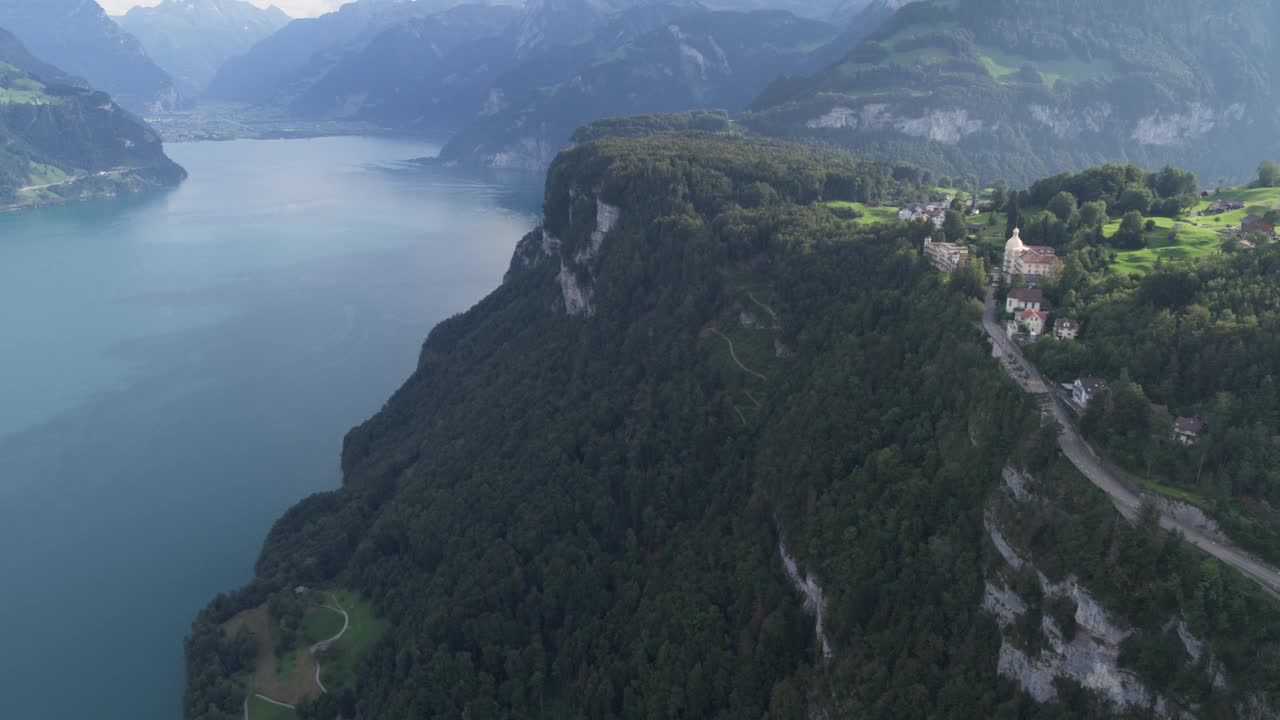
[0, 136, 541, 719]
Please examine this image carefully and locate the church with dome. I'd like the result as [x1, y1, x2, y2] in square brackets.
[1003, 228, 1062, 280]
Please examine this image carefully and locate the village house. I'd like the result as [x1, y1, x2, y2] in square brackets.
[1005, 287, 1044, 314]
[1019, 309, 1047, 337]
[1003, 228, 1062, 280]
[1054, 317, 1080, 340]
[1242, 214, 1276, 236]
[1173, 416, 1205, 446]
[1073, 378, 1107, 407]
[922, 237, 969, 273]
[1203, 200, 1245, 215]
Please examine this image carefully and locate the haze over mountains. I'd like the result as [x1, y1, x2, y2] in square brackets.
[116, 0, 292, 94]
[0, 0, 182, 113]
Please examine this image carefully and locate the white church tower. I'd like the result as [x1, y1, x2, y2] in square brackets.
[1003, 228, 1025, 275]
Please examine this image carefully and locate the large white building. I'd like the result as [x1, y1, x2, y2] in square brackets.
[922, 237, 969, 273]
[1003, 228, 1061, 279]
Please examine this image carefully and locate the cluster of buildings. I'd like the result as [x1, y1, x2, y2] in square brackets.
[1003, 287, 1080, 342]
[898, 195, 954, 228]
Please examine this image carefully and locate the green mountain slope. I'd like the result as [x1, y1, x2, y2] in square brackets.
[0, 28, 185, 208]
[744, 0, 1280, 185]
[184, 132, 1280, 719]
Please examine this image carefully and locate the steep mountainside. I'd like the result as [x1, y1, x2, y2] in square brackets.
[434, 9, 838, 169]
[185, 132, 1280, 720]
[206, 0, 516, 104]
[0, 0, 182, 113]
[745, 0, 1280, 185]
[290, 3, 520, 133]
[0, 28, 185, 207]
[117, 0, 292, 95]
[292, 0, 712, 136]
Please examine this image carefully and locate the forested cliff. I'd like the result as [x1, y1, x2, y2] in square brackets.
[185, 133, 1280, 719]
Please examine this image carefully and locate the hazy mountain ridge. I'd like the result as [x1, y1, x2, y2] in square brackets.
[290, 3, 521, 133]
[435, 8, 839, 169]
[744, 0, 1280, 184]
[117, 0, 292, 95]
[0, 0, 182, 113]
[0, 27, 185, 207]
[206, 0, 519, 104]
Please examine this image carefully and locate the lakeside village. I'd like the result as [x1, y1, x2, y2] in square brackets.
[923, 227, 1209, 447]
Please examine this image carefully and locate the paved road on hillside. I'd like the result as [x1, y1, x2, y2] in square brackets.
[983, 286, 1280, 600]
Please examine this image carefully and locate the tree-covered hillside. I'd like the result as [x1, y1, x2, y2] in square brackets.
[744, 0, 1280, 185]
[0, 28, 185, 207]
[186, 133, 1280, 719]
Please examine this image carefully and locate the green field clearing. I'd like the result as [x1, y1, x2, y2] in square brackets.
[248, 694, 296, 720]
[825, 200, 901, 226]
[978, 47, 1113, 85]
[1106, 215, 1227, 275]
[301, 606, 345, 646]
[317, 590, 389, 694]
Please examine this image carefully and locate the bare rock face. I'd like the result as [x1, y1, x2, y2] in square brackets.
[512, 187, 621, 318]
[779, 540, 833, 660]
[984, 512, 1159, 712]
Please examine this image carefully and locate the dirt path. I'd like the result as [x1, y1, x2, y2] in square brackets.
[254, 694, 296, 710]
[309, 594, 350, 695]
[747, 292, 781, 328]
[711, 328, 767, 381]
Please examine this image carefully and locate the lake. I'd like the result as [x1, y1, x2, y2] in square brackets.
[0, 136, 542, 719]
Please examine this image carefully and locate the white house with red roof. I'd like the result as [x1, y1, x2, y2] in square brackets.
[1019, 309, 1048, 337]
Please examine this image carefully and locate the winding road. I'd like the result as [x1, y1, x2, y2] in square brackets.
[983, 286, 1280, 600]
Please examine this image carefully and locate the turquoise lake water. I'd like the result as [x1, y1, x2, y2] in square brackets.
[0, 136, 542, 719]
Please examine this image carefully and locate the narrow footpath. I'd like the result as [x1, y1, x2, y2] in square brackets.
[309, 594, 350, 695]
[982, 286, 1280, 600]
[711, 328, 767, 381]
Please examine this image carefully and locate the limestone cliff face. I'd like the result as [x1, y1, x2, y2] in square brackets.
[508, 186, 621, 318]
[983, 465, 1276, 718]
[745, 0, 1280, 184]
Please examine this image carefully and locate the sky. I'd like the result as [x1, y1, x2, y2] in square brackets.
[97, 0, 346, 17]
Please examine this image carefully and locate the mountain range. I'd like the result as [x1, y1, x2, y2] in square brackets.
[433, 7, 839, 168]
[116, 0, 292, 95]
[744, 0, 1280, 185]
[206, 0, 521, 104]
[0, 26, 185, 207]
[0, 0, 182, 113]
[217, 0, 871, 167]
